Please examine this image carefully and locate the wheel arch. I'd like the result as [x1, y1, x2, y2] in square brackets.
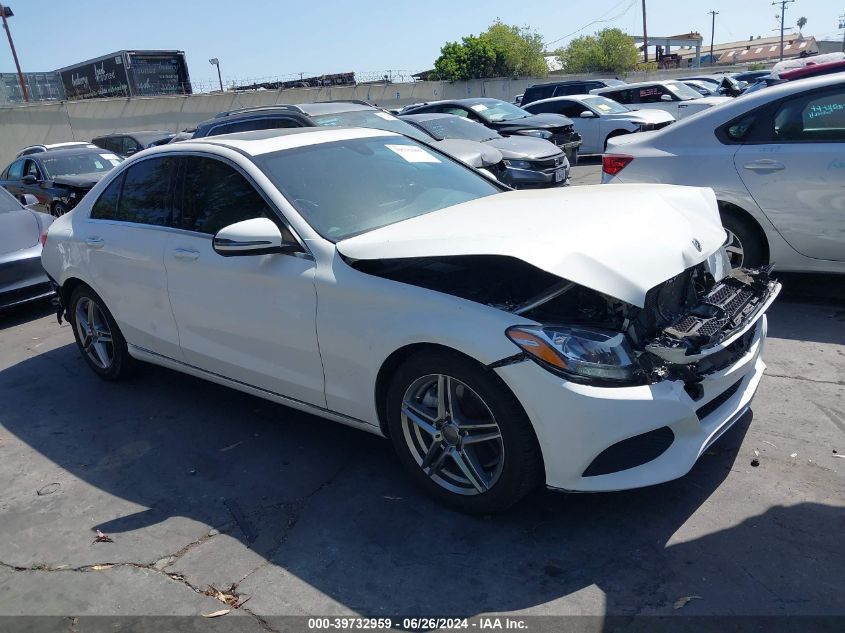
[717, 199, 770, 264]
[373, 342, 528, 441]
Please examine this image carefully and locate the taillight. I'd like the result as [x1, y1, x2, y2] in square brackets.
[602, 154, 633, 176]
[40, 230, 48, 247]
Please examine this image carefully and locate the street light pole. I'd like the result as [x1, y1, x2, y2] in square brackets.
[209, 58, 223, 92]
[0, 4, 28, 102]
[707, 10, 719, 67]
[641, 0, 649, 63]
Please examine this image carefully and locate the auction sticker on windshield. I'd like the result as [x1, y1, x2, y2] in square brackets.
[385, 144, 441, 163]
[470, 103, 488, 112]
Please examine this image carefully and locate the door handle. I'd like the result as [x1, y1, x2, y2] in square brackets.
[85, 237, 104, 249]
[743, 159, 785, 172]
[172, 248, 200, 261]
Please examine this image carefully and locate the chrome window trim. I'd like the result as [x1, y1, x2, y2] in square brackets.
[84, 150, 314, 259]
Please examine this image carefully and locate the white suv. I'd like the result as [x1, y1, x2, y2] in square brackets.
[591, 81, 732, 119]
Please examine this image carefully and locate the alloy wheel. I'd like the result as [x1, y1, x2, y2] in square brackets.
[74, 297, 114, 369]
[724, 228, 744, 268]
[400, 374, 505, 496]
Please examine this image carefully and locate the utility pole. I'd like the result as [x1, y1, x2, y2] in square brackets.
[707, 10, 719, 66]
[641, 0, 649, 62]
[0, 4, 28, 102]
[772, 0, 796, 61]
[839, 14, 845, 53]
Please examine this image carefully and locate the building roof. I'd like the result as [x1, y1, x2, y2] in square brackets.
[676, 35, 818, 64]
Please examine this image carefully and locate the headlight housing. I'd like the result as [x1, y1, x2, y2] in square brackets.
[506, 325, 644, 385]
[515, 129, 552, 140]
[503, 159, 534, 169]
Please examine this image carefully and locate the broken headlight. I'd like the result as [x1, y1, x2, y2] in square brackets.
[506, 325, 643, 385]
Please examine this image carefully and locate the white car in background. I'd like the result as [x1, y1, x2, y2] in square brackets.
[591, 81, 732, 119]
[41, 127, 779, 513]
[602, 73, 845, 274]
[522, 94, 675, 154]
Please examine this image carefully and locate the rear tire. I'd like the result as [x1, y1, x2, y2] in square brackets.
[719, 209, 766, 269]
[386, 350, 543, 514]
[69, 285, 134, 380]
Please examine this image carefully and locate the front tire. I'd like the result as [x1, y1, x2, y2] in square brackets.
[719, 210, 766, 269]
[69, 286, 134, 380]
[51, 202, 68, 217]
[386, 350, 542, 514]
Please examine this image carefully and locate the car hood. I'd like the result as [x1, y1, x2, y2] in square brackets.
[484, 135, 561, 160]
[50, 171, 108, 189]
[490, 112, 573, 132]
[433, 139, 502, 167]
[337, 184, 726, 308]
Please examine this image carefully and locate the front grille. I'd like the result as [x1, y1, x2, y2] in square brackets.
[531, 153, 567, 171]
[583, 426, 675, 477]
[695, 380, 742, 421]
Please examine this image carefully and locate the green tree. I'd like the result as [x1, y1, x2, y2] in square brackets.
[555, 28, 639, 74]
[433, 22, 547, 81]
[796, 16, 807, 34]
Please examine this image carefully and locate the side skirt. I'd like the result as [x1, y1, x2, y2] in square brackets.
[128, 344, 385, 438]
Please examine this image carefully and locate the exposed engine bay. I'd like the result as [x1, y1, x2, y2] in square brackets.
[349, 254, 780, 386]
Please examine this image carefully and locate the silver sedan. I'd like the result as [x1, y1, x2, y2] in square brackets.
[0, 190, 54, 310]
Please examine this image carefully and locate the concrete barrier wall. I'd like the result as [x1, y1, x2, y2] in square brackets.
[0, 65, 755, 166]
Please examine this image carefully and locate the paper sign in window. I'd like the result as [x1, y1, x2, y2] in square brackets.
[385, 144, 441, 163]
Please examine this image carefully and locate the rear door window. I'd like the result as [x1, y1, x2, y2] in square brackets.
[90, 173, 124, 220]
[116, 156, 178, 226]
[7, 159, 24, 180]
[773, 87, 845, 142]
[178, 156, 272, 234]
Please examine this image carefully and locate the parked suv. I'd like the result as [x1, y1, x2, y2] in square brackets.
[521, 79, 626, 106]
[591, 81, 731, 119]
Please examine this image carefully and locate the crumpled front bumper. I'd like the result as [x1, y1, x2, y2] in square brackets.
[495, 314, 768, 491]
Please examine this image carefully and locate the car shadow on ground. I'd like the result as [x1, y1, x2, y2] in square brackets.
[0, 299, 54, 331]
[1, 342, 842, 619]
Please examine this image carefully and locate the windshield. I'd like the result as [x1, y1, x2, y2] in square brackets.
[310, 110, 431, 143]
[41, 152, 122, 178]
[413, 116, 500, 142]
[664, 81, 705, 101]
[581, 96, 630, 114]
[468, 100, 530, 122]
[255, 136, 500, 241]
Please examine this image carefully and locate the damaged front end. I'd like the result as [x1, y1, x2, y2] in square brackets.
[348, 250, 780, 390]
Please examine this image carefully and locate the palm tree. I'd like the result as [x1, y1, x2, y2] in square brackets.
[797, 16, 807, 34]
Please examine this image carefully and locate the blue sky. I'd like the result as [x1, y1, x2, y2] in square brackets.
[1, 0, 841, 88]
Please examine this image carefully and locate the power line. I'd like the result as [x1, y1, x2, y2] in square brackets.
[545, 0, 638, 47]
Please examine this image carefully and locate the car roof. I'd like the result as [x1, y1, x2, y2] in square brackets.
[94, 130, 173, 141]
[594, 80, 683, 90]
[294, 101, 372, 116]
[156, 126, 401, 157]
[526, 94, 601, 106]
[28, 147, 117, 159]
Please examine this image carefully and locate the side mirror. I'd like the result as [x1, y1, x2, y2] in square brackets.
[660, 94, 674, 102]
[22, 193, 39, 208]
[212, 217, 297, 257]
[22, 174, 37, 185]
[579, 110, 597, 118]
[125, 148, 137, 156]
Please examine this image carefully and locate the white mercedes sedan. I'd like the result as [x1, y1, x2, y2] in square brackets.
[42, 127, 780, 513]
